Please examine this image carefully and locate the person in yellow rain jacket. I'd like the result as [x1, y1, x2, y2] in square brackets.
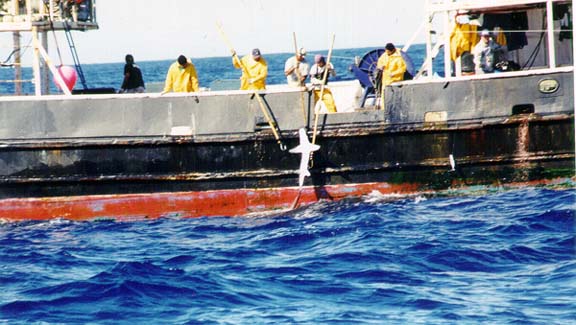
[450, 22, 479, 62]
[232, 48, 268, 90]
[162, 55, 199, 94]
[376, 43, 407, 107]
[377, 43, 407, 87]
[309, 54, 337, 113]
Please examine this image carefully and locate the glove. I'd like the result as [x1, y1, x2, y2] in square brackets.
[248, 78, 255, 84]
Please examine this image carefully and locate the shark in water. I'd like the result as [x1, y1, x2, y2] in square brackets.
[289, 128, 320, 188]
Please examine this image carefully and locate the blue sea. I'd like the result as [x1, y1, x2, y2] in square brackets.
[0, 187, 574, 324]
[0, 46, 575, 324]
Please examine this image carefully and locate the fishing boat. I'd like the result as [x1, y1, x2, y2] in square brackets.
[0, 0, 573, 221]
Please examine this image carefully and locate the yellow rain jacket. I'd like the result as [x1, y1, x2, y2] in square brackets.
[449, 23, 479, 61]
[163, 61, 199, 93]
[314, 88, 337, 113]
[494, 27, 508, 47]
[377, 51, 406, 87]
[233, 55, 268, 90]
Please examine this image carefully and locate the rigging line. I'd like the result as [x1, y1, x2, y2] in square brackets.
[17, 37, 34, 58]
[522, 11, 547, 70]
[328, 55, 355, 60]
[43, 1, 64, 66]
[1, 37, 33, 66]
[51, 23, 64, 66]
[1, 49, 20, 64]
[0, 44, 32, 49]
[0, 79, 34, 83]
[63, 20, 88, 89]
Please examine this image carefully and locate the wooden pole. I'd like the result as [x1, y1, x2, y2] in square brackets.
[308, 34, 335, 168]
[216, 22, 285, 150]
[13, 31, 21, 95]
[293, 32, 307, 123]
[36, 40, 72, 96]
[42, 31, 50, 95]
[311, 34, 335, 146]
[32, 27, 42, 96]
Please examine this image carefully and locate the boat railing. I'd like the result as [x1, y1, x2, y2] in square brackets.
[427, 0, 567, 11]
[419, 0, 573, 80]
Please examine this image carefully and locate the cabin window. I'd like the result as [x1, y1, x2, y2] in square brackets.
[512, 104, 535, 115]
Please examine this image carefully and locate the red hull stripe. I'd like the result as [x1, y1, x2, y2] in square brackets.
[0, 183, 422, 221]
[0, 179, 568, 222]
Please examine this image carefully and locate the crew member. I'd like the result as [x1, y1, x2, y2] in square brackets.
[232, 48, 268, 90]
[309, 54, 337, 113]
[284, 47, 309, 87]
[377, 43, 407, 87]
[376, 43, 407, 106]
[162, 55, 199, 94]
[472, 29, 504, 74]
[120, 54, 145, 93]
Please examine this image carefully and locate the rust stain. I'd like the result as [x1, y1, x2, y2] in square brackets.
[516, 119, 530, 160]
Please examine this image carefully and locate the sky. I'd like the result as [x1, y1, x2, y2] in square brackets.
[1, 0, 426, 64]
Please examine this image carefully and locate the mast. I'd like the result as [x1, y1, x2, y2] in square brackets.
[443, 6, 451, 77]
[545, 0, 556, 68]
[0, 0, 99, 95]
[12, 31, 21, 95]
[425, 0, 434, 78]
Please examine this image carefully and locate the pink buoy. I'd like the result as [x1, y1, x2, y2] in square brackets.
[54, 66, 77, 91]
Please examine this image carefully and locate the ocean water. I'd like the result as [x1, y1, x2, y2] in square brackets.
[0, 46, 574, 324]
[0, 187, 574, 324]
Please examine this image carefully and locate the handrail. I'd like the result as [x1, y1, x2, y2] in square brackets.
[427, 0, 569, 12]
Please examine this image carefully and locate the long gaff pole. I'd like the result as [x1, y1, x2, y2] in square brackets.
[311, 34, 335, 146]
[293, 32, 307, 123]
[216, 22, 286, 150]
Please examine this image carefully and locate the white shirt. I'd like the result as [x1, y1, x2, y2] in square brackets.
[284, 56, 310, 86]
[473, 39, 501, 73]
[309, 63, 335, 86]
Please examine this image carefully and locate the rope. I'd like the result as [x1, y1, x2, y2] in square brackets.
[0, 37, 32, 67]
[43, 0, 64, 66]
[522, 11, 547, 70]
[0, 79, 34, 83]
[328, 55, 355, 60]
[1, 49, 20, 64]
